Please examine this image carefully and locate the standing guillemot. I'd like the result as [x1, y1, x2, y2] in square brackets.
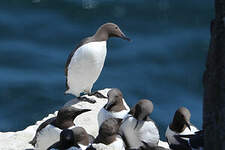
[98, 88, 130, 126]
[88, 118, 125, 150]
[30, 106, 91, 150]
[170, 130, 204, 150]
[48, 127, 91, 150]
[71, 127, 91, 150]
[119, 99, 160, 149]
[65, 23, 130, 103]
[165, 107, 199, 146]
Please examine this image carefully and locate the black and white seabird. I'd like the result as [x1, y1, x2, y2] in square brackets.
[88, 118, 125, 150]
[119, 99, 160, 149]
[71, 127, 91, 149]
[48, 127, 91, 150]
[65, 23, 130, 103]
[30, 106, 91, 150]
[165, 107, 199, 146]
[98, 88, 130, 126]
[170, 130, 204, 150]
[47, 128, 75, 150]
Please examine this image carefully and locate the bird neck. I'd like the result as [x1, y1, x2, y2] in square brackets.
[170, 121, 186, 133]
[106, 101, 127, 112]
[94, 29, 109, 41]
[94, 134, 116, 145]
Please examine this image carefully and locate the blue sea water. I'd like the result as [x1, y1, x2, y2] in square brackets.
[0, 0, 213, 139]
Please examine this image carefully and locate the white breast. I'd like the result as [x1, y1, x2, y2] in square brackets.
[120, 116, 160, 149]
[66, 41, 107, 97]
[165, 125, 199, 145]
[108, 136, 125, 150]
[91, 136, 125, 150]
[92, 143, 115, 150]
[98, 99, 130, 126]
[98, 108, 130, 127]
[158, 140, 170, 149]
[78, 144, 89, 150]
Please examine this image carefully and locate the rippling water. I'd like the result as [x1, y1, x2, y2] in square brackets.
[0, 0, 213, 139]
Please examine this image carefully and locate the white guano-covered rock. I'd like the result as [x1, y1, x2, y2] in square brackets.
[0, 88, 170, 150]
[0, 89, 111, 150]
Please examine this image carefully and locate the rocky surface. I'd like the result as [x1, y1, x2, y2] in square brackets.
[0, 112, 57, 150]
[0, 88, 170, 150]
[0, 89, 112, 150]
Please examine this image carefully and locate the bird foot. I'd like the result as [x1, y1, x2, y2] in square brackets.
[78, 96, 96, 103]
[88, 91, 107, 98]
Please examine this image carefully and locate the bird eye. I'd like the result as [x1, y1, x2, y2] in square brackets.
[115, 26, 118, 29]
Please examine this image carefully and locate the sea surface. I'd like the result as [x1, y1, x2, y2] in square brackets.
[0, 0, 213, 139]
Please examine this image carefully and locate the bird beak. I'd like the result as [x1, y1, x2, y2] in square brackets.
[185, 120, 191, 131]
[117, 28, 130, 41]
[120, 33, 131, 41]
[105, 99, 115, 110]
[78, 109, 91, 115]
[105, 102, 111, 110]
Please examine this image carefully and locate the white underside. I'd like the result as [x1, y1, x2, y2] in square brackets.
[158, 140, 170, 149]
[92, 143, 116, 150]
[78, 144, 89, 150]
[165, 125, 199, 145]
[35, 124, 75, 150]
[92, 136, 125, 150]
[97, 99, 130, 126]
[66, 41, 107, 97]
[120, 115, 160, 149]
[107, 136, 125, 150]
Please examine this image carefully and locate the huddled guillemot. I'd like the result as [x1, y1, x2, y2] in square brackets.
[165, 107, 199, 145]
[119, 99, 160, 149]
[88, 118, 125, 150]
[98, 88, 130, 126]
[47, 128, 75, 150]
[71, 127, 91, 150]
[65, 23, 130, 103]
[170, 130, 204, 150]
[48, 127, 91, 150]
[30, 106, 91, 150]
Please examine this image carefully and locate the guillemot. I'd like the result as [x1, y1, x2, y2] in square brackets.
[30, 106, 91, 150]
[88, 118, 125, 150]
[170, 130, 204, 150]
[65, 23, 130, 103]
[119, 99, 160, 149]
[98, 88, 130, 126]
[47, 129, 75, 150]
[165, 107, 199, 145]
[48, 127, 91, 150]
